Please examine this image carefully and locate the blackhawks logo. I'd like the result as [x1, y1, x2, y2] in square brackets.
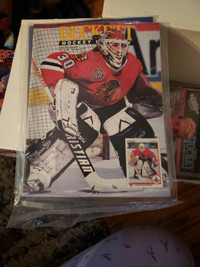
[95, 80, 120, 102]
[152, 175, 161, 184]
[74, 53, 88, 61]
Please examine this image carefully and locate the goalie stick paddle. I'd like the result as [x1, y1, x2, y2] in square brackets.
[31, 57, 131, 192]
[133, 165, 142, 180]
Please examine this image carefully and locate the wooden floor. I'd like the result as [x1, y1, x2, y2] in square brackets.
[85, 0, 200, 265]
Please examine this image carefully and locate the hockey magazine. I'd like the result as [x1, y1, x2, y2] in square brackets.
[22, 20, 174, 198]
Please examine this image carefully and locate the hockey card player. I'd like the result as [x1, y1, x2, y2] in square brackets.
[129, 143, 158, 179]
[171, 115, 196, 140]
[25, 28, 163, 193]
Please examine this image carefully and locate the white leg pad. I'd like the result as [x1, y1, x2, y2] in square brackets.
[27, 138, 73, 192]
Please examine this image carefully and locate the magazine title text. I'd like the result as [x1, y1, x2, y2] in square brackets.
[60, 24, 134, 41]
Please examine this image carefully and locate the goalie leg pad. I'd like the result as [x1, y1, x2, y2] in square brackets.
[55, 78, 79, 135]
[26, 166, 52, 192]
[76, 102, 100, 149]
[136, 159, 143, 173]
[25, 106, 100, 193]
[104, 107, 155, 176]
[143, 160, 157, 177]
[25, 128, 73, 192]
[32, 139, 72, 172]
[104, 107, 155, 138]
[77, 102, 101, 133]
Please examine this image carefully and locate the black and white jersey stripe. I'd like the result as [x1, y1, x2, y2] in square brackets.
[41, 58, 64, 73]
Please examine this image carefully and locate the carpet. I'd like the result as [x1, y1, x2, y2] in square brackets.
[0, 156, 110, 266]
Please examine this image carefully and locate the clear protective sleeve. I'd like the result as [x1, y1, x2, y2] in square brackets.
[8, 19, 179, 228]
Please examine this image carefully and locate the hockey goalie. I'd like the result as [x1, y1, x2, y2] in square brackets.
[128, 143, 159, 179]
[25, 28, 163, 193]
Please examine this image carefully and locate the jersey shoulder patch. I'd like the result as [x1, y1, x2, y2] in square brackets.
[74, 53, 88, 62]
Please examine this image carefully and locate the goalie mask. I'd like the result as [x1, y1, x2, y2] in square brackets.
[138, 143, 145, 152]
[97, 29, 129, 69]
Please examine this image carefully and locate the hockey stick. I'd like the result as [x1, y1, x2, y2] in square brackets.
[31, 57, 131, 192]
[133, 165, 142, 179]
[31, 57, 54, 104]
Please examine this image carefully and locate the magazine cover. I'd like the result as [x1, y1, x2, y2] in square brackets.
[170, 82, 200, 183]
[22, 20, 172, 198]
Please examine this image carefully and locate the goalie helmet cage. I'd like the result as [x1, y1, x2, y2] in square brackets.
[7, 18, 178, 229]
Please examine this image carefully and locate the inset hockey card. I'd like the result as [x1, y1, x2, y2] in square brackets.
[126, 138, 163, 188]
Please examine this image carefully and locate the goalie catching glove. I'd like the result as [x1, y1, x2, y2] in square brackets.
[127, 73, 163, 119]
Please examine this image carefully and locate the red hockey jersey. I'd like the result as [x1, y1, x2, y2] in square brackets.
[131, 148, 157, 162]
[41, 49, 143, 107]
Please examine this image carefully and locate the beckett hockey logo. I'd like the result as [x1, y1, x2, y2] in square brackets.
[59, 24, 135, 46]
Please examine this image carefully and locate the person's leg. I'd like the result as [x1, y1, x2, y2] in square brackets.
[62, 225, 195, 267]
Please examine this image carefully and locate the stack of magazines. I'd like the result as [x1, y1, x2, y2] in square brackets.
[5, 17, 178, 228]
